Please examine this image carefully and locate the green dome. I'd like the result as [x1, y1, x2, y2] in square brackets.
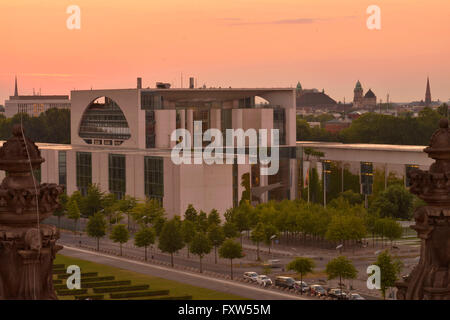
[296, 82, 302, 91]
[354, 80, 362, 91]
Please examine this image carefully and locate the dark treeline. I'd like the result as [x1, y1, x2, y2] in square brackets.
[297, 105, 447, 145]
[0, 108, 70, 144]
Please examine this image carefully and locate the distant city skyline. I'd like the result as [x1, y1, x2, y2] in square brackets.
[1, 0, 449, 104]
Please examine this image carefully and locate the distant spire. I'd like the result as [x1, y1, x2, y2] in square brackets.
[14, 76, 18, 96]
[425, 77, 432, 107]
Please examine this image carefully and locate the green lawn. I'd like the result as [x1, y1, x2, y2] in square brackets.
[54, 254, 247, 300]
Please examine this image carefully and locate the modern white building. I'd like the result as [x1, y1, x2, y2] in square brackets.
[1, 78, 435, 218]
[12, 79, 298, 217]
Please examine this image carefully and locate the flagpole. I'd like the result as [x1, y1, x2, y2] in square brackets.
[307, 167, 310, 203]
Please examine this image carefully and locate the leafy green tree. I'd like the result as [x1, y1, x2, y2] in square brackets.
[371, 184, 414, 219]
[250, 222, 265, 261]
[437, 103, 448, 117]
[116, 195, 137, 230]
[184, 204, 198, 223]
[190, 232, 212, 273]
[102, 193, 121, 229]
[53, 193, 69, 229]
[223, 221, 238, 239]
[208, 209, 221, 227]
[197, 210, 209, 233]
[325, 256, 357, 291]
[262, 224, 278, 253]
[134, 227, 156, 261]
[110, 224, 129, 256]
[86, 212, 107, 251]
[181, 219, 196, 258]
[233, 202, 252, 244]
[84, 184, 104, 216]
[158, 217, 185, 267]
[375, 250, 403, 299]
[131, 198, 166, 234]
[219, 239, 244, 279]
[67, 197, 81, 235]
[208, 224, 225, 264]
[287, 257, 315, 295]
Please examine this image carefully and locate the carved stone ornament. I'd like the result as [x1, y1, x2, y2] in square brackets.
[396, 118, 450, 300]
[0, 125, 64, 300]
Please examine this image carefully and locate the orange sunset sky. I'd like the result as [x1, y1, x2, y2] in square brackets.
[0, 0, 449, 104]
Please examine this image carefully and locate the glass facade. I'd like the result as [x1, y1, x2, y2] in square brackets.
[193, 109, 210, 147]
[144, 156, 164, 203]
[76, 152, 92, 196]
[58, 150, 67, 186]
[145, 110, 156, 148]
[109, 154, 126, 199]
[79, 96, 131, 144]
[232, 162, 238, 207]
[273, 108, 286, 145]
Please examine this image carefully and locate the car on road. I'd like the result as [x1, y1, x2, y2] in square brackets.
[348, 293, 365, 300]
[262, 259, 283, 268]
[310, 284, 327, 296]
[293, 281, 309, 293]
[275, 276, 296, 289]
[256, 275, 273, 287]
[243, 272, 259, 282]
[327, 288, 348, 300]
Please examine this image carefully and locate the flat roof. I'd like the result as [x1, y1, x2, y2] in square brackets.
[296, 141, 427, 153]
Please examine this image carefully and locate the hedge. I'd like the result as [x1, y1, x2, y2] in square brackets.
[110, 290, 170, 299]
[57, 272, 99, 279]
[147, 296, 193, 300]
[53, 264, 65, 269]
[75, 294, 105, 300]
[93, 285, 149, 294]
[82, 280, 132, 289]
[56, 289, 88, 296]
[53, 279, 63, 285]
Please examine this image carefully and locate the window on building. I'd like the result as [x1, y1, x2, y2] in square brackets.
[193, 109, 210, 147]
[79, 96, 131, 144]
[144, 156, 164, 203]
[273, 108, 286, 145]
[109, 154, 126, 200]
[145, 110, 156, 148]
[76, 152, 92, 196]
[58, 151, 67, 186]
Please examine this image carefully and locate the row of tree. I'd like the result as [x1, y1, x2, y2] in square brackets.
[0, 108, 70, 144]
[297, 105, 448, 145]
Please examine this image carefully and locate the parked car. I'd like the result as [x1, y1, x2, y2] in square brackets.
[348, 293, 365, 300]
[310, 284, 327, 296]
[263, 259, 283, 268]
[256, 275, 273, 287]
[293, 281, 309, 293]
[243, 272, 259, 282]
[275, 276, 296, 289]
[327, 288, 348, 300]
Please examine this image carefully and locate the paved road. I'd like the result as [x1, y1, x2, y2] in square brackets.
[59, 245, 309, 300]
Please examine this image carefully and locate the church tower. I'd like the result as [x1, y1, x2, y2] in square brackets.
[425, 77, 432, 107]
[353, 80, 363, 108]
[14, 76, 18, 96]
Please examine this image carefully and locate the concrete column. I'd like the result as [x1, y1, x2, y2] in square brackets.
[66, 150, 77, 195]
[187, 109, 194, 146]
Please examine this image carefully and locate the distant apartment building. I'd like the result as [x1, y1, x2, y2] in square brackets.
[4, 77, 70, 118]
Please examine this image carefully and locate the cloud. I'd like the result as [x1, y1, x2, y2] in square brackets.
[227, 16, 356, 26]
